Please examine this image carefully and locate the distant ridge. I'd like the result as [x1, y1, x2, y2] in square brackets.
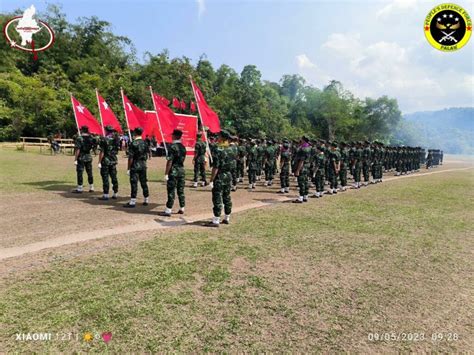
[395, 107, 473, 155]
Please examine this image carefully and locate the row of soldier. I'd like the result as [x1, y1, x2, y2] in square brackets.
[72, 125, 443, 227]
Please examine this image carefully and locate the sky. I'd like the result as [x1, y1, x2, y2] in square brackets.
[1, 0, 473, 113]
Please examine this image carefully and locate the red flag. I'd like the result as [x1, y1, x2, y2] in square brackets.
[180, 100, 187, 111]
[121, 93, 148, 134]
[96, 92, 123, 134]
[143, 111, 161, 139]
[190, 101, 196, 113]
[147, 110, 197, 148]
[70, 95, 103, 135]
[161, 96, 170, 106]
[172, 97, 180, 109]
[175, 114, 198, 149]
[152, 93, 178, 137]
[191, 80, 221, 133]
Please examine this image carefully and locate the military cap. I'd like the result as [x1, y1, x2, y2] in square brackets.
[80, 125, 89, 133]
[219, 130, 232, 140]
[172, 129, 183, 139]
[133, 127, 143, 135]
[104, 125, 115, 132]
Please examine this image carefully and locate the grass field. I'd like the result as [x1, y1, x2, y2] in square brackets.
[0, 150, 473, 352]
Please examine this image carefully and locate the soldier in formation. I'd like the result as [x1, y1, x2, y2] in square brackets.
[208, 130, 233, 227]
[192, 132, 207, 187]
[162, 129, 186, 216]
[72, 125, 96, 193]
[72, 125, 444, 227]
[124, 127, 150, 208]
[97, 125, 120, 200]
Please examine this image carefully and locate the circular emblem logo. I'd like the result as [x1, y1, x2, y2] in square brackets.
[424, 3, 472, 51]
[3, 5, 55, 60]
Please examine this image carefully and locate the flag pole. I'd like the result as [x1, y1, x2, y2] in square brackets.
[70, 92, 80, 135]
[149, 86, 168, 158]
[120, 87, 132, 140]
[190, 76, 213, 164]
[95, 88, 105, 136]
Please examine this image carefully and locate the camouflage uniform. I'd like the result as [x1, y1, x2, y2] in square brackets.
[165, 140, 186, 209]
[313, 149, 326, 197]
[247, 143, 258, 188]
[228, 143, 239, 189]
[193, 139, 207, 185]
[352, 144, 363, 187]
[362, 144, 372, 184]
[128, 137, 149, 199]
[278, 144, 291, 193]
[264, 143, 277, 185]
[294, 142, 312, 201]
[256, 143, 265, 180]
[75, 134, 94, 188]
[371, 144, 383, 182]
[212, 146, 233, 218]
[236, 143, 246, 182]
[338, 145, 349, 189]
[328, 148, 341, 191]
[99, 134, 119, 196]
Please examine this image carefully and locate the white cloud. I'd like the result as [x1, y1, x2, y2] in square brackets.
[300, 32, 473, 112]
[295, 54, 330, 86]
[196, 0, 206, 19]
[376, 0, 419, 19]
[296, 54, 315, 69]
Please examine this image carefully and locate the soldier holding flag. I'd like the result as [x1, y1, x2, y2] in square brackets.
[72, 125, 95, 193]
[161, 129, 187, 216]
[97, 125, 120, 200]
[124, 127, 150, 208]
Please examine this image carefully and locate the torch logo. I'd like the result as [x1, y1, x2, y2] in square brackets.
[3, 5, 55, 60]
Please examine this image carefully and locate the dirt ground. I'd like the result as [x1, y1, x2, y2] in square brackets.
[0, 151, 472, 277]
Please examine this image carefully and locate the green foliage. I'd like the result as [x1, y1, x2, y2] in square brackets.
[0, 6, 403, 142]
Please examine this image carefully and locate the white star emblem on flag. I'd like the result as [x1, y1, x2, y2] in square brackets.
[76, 105, 85, 113]
[102, 101, 109, 110]
[126, 103, 132, 111]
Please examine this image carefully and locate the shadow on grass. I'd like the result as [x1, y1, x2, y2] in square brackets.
[21, 180, 166, 216]
[21, 180, 72, 191]
[186, 220, 220, 228]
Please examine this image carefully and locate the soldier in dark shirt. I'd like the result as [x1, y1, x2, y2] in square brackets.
[98, 125, 120, 200]
[72, 125, 95, 193]
[124, 127, 149, 208]
[207, 130, 233, 227]
[192, 132, 207, 187]
[162, 129, 187, 216]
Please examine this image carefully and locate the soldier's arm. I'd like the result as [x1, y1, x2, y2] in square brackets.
[294, 160, 303, 176]
[210, 166, 219, 183]
[98, 139, 104, 165]
[165, 160, 172, 176]
[127, 145, 133, 170]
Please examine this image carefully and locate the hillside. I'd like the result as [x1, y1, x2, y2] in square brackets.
[395, 107, 474, 154]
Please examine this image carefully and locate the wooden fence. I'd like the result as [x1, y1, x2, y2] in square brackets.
[12, 137, 76, 155]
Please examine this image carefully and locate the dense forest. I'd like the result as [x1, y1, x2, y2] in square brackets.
[0, 5, 430, 146]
